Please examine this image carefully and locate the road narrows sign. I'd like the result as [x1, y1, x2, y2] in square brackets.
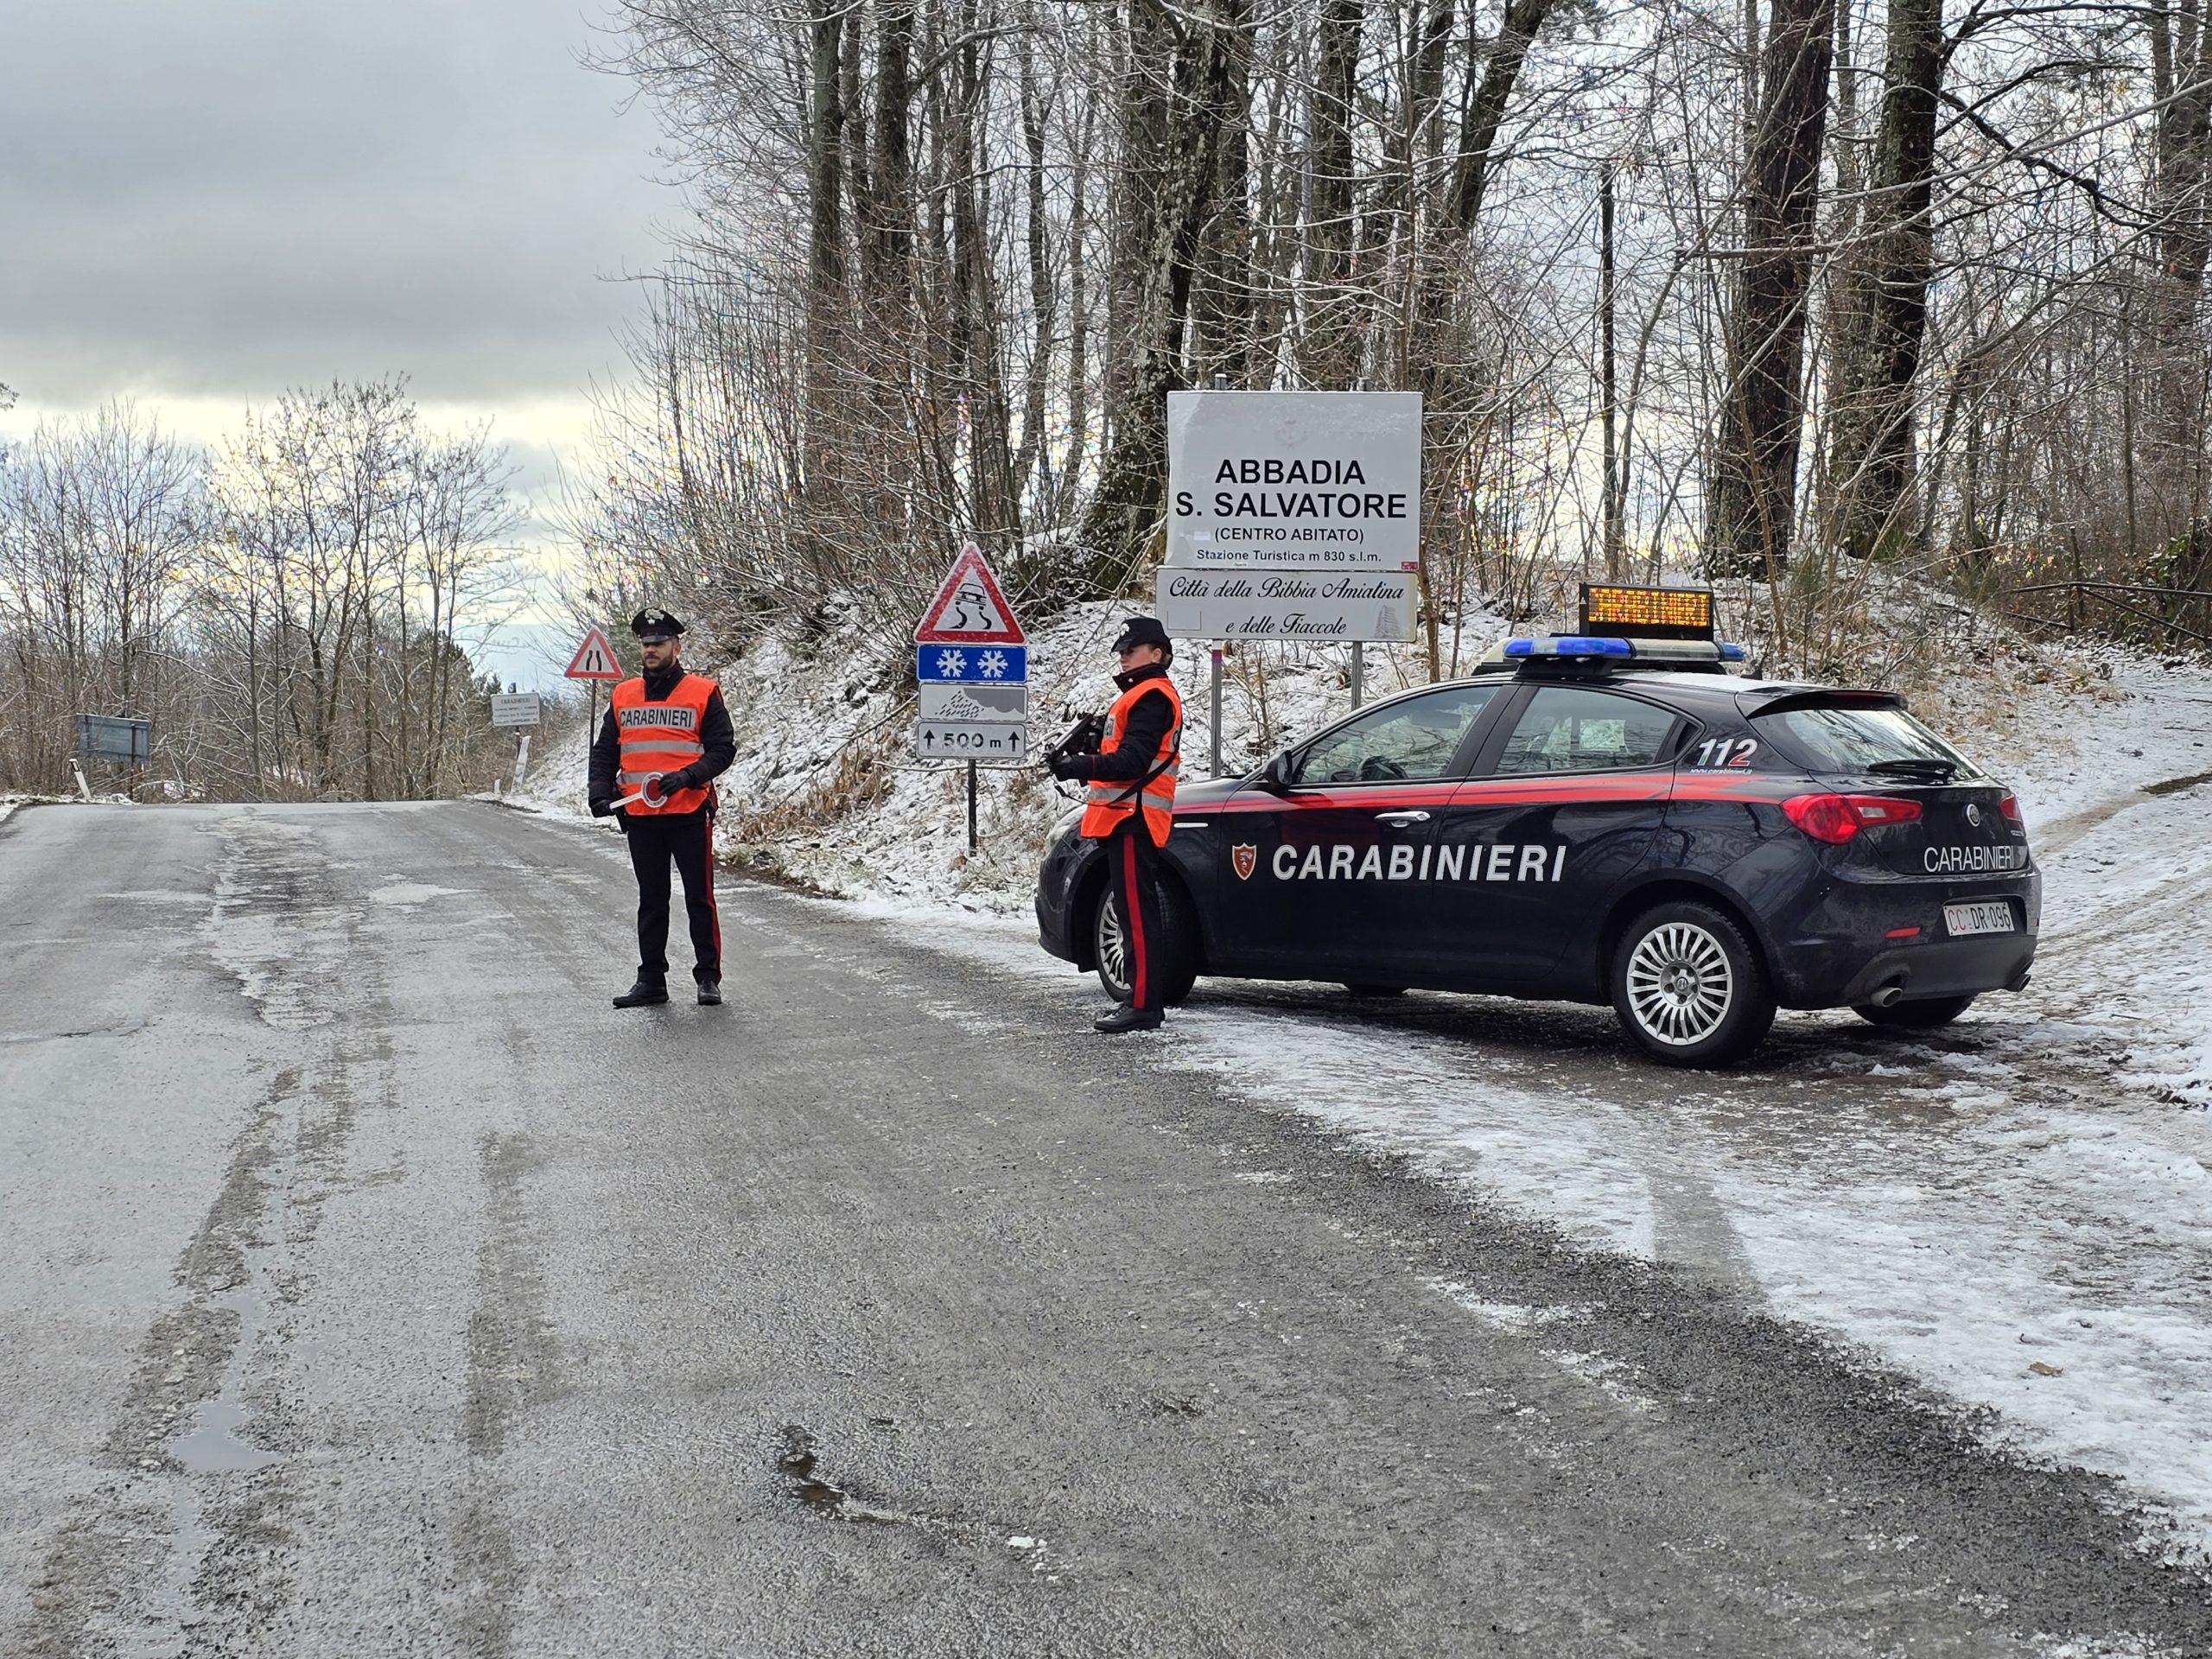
[565, 627, 624, 681]
[914, 543, 1027, 645]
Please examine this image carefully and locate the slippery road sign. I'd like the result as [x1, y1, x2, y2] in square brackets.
[564, 627, 624, 681]
[914, 543, 1026, 645]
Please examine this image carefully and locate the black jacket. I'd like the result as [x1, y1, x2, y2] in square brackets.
[588, 664, 737, 803]
[1063, 663, 1177, 784]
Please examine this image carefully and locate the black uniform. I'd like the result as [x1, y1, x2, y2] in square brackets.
[588, 664, 737, 986]
[1059, 663, 1176, 1013]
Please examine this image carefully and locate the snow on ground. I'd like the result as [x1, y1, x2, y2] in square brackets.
[516, 593, 2212, 1556]
[834, 648, 2212, 1563]
[511, 597, 1510, 913]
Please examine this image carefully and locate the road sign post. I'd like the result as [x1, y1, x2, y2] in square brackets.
[913, 543, 1030, 768]
[563, 625, 626, 747]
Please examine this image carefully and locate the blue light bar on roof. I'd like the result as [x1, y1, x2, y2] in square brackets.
[1719, 642, 1746, 661]
[1503, 635, 1635, 658]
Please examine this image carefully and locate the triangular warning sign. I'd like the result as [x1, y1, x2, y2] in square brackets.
[564, 626, 625, 681]
[915, 543, 1026, 645]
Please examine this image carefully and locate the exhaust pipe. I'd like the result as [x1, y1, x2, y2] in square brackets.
[1869, 982, 1907, 1008]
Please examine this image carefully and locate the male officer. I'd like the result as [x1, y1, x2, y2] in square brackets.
[1047, 616, 1183, 1033]
[588, 609, 737, 1007]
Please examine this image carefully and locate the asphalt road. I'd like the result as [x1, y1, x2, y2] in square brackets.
[3, 800, 2207, 1657]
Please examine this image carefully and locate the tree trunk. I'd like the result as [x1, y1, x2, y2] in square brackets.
[1300, 0, 1364, 388]
[1823, 0, 1942, 563]
[1081, 0, 1236, 583]
[1707, 0, 1836, 577]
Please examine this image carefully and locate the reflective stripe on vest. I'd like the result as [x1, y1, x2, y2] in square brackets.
[1079, 676, 1181, 848]
[611, 673, 717, 815]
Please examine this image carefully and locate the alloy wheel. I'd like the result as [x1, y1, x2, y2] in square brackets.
[1624, 920, 1734, 1046]
[1095, 893, 1130, 1000]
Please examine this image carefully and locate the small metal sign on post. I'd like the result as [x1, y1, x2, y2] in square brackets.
[75, 715, 152, 766]
[491, 692, 541, 790]
[914, 542, 1029, 852]
[489, 693, 542, 728]
[565, 626, 626, 749]
[74, 715, 151, 798]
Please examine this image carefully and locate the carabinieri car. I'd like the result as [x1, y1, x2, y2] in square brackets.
[1035, 590, 2038, 1066]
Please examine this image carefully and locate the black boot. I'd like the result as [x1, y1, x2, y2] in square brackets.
[1094, 1004, 1164, 1033]
[696, 978, 722, 1006]
[613, 978, 669, 1008]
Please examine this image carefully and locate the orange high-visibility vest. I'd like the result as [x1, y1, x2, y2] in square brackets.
[1079, 675, 1182, 848]
[612, 673, 715, 815]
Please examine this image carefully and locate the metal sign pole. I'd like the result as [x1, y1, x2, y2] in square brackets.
[1210, 645, 1224, 778]
[1350, 642, 1363, 709]
[966, 760, 978, 852]
[514, 733, 532, 786]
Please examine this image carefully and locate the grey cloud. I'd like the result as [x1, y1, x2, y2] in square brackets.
[0, 0, 673, 407]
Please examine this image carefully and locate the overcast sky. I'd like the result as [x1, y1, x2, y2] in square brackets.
[0, 0, 671, 485]
[0, 0, 679, 684]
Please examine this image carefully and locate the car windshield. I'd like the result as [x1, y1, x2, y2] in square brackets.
[1753, 703, 1979, 777]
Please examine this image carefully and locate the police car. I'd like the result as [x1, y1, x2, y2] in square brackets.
[1035, 585, 2039, 1066]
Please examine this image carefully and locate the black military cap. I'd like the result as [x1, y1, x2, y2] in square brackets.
[630, 607, 686, 641]
[1111, 615, 1171, 654]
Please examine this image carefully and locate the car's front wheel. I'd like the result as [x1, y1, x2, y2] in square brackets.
[1611, 901, 1775, 1067]
[1093, 879, 1198, 1007]
[1853, 993, 1976, 1029]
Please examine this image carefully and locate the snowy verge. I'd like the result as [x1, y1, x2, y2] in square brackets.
[811, 654, 2212, 1565]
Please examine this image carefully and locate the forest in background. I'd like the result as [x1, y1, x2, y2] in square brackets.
[569, 0, 2212, 680]
[0, 383, 525, 799]
[13, 0, 2212, 802]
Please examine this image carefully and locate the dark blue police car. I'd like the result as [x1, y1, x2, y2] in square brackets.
[1035, 586, 2038, 1066]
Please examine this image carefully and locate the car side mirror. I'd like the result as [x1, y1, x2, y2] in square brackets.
[1258, 753, 1294, 793]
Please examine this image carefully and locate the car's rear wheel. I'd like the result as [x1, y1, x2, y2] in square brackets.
[1611, 901, 1775, 1067]
[1853, 993, 1976, 1029]
[1093, 879, 1198, 1007]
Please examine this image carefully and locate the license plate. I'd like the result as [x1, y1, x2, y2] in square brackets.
[1944, 900, 2016, 937]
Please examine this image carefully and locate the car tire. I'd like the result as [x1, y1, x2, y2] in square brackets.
[1093, 878, 1198, 1007]
[1343, 983, 1407, 999]
[1610, 901, 1776, 1067]
[1853, 993, 1976, 1029]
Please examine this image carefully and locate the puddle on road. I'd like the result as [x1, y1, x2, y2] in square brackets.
[779, 1424, 901, 1524]
[171, 1399, 282, 1475]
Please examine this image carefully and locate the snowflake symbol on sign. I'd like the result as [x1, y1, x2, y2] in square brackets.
[977, 650, 1008, 679]
[936, 648, 968, 678]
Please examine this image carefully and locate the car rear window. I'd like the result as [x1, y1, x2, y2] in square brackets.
[1751, 703, 1980, 776]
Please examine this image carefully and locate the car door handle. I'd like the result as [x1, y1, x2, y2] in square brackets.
[1374, 810, 1432, 827]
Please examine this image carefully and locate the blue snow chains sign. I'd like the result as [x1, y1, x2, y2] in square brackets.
[916, 644, 1027, 683]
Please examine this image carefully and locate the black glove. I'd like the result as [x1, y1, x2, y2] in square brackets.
[588, 796, 615, 818]
[1048, 753, 1089, 782]
[661, 769, 695, 794]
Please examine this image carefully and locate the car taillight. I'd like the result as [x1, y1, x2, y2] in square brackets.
[1782, 792, 1924, 843]
[1998, 792, 2022, 823]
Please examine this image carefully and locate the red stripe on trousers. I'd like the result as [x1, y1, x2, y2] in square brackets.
[1122, 831, 1148, 1007]
[702, 815, 721, 970]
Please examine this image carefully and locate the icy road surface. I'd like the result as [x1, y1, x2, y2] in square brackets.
[3, 802, 2209, 1657]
